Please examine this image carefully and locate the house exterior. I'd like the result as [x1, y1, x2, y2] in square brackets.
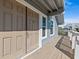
[0, 0, 64, 59]
[64, 23, 79, 31]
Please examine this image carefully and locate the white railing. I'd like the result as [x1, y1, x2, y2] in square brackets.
[68, 31, 79, 59]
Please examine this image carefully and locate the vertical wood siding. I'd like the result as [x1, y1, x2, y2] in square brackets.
[0, 0, 40, 58]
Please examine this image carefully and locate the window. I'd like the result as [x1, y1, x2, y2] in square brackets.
[42, 17, 46, 37]
[50, 21, 53, 34]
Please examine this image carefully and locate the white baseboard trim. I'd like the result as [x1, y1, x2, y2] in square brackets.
[20, 47, 41, 59]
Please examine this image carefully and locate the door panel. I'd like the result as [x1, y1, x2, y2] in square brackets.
[16, 36, 22, 51]
[3, 37, 11, 56]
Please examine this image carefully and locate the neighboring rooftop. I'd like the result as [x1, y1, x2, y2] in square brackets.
[64, 23, 79, 29]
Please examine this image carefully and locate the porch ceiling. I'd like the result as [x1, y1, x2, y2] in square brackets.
[24, 0, 64, 16]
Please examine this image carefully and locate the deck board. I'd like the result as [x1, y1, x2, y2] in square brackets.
[24, 36, 73, 59]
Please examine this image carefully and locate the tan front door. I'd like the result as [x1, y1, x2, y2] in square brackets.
[0, 0, 26, 59]
[27, 8, 39, 53]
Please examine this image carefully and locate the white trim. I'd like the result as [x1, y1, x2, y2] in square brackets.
[20, 47, 41, 59]
[39, 15, 43, 48]
[50, 33, 55, 37]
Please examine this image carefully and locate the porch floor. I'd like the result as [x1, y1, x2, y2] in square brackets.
[24, 36, 74, 59]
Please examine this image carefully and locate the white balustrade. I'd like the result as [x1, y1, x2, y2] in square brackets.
[68, 31, 79, 59]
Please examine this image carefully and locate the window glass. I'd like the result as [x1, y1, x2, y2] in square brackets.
[42, 17, 46, 26]
[50, 21, 53, 34]
[42, 17, 46, 37]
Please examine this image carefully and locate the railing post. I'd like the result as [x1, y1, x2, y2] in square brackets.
[75, 36, 79, 59]
[72, 36, 76, 49]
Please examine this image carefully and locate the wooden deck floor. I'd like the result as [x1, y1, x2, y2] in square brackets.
[24, 36, 73, 59]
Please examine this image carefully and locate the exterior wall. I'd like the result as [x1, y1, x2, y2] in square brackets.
[0, 0, 59, 59]
[65, 23, 79, 31]
[17, 0, 58, 58]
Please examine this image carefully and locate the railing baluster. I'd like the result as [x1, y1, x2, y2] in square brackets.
[72, 36, 76, 49]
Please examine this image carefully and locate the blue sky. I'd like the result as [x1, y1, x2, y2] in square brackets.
[64, 0, 79, 24]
